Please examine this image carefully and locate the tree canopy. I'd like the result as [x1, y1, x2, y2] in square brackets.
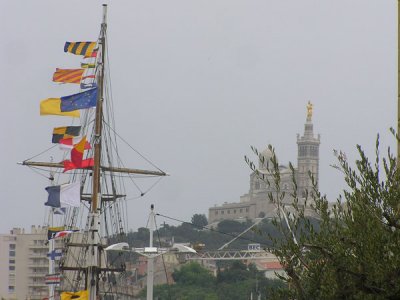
[191, 214, 208, 228]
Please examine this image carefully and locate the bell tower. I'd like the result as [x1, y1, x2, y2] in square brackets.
[297, 101, 320, 197]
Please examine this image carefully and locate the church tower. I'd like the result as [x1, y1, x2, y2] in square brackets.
[297, 102, 320, 197]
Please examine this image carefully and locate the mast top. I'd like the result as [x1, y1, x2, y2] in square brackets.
[102, 4, 107, 25]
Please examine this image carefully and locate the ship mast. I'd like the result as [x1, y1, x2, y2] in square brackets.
[92, 3, 107, 214]
[18, 4, 168, 298]
[87, 4, 107, 299]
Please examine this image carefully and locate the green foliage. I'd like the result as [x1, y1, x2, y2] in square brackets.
[191, 214, 208, 228]
[217, 261, 250, 283]
[173, 262, 215, 288]
[245, 136, 400, 299]
[217, 219, 251, 233]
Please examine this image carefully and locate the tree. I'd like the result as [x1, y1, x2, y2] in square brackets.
[173, 262, 215, 288]
[217, 219, 247, 233]
[191, 214, 208, 228]
[245, 136, 400, 299]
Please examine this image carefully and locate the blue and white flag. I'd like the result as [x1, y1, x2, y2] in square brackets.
[45, 182, 80, 208]
[47, 249, 63, 261]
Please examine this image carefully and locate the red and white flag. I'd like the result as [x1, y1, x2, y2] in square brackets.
[59, 136, 91, 150]
[45, 273, 61, 285]
[54, 230, 77, 239]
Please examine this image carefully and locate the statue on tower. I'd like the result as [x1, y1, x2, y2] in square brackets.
[307, 101, 313, 120]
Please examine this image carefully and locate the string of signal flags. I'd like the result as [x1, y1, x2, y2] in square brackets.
[38, 40, 100, 216]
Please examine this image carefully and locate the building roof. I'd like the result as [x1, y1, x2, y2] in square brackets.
[258, 261, 283, 270]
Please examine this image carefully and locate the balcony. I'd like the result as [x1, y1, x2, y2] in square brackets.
[29, 253, 48, 257]
[28, 272, 47, 277]
[28, 262, 48, 267]
[28, 282, 46, 287]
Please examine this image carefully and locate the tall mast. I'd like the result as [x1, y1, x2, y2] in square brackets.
[48, 164, 55, 300]
[92, 4, 107, 213]
[88, 4, 107, 300]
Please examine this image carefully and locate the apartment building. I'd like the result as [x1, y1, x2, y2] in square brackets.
[0, 226, 62, 300]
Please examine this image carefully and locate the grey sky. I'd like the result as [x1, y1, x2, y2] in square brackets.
[0, 1, 396, 233]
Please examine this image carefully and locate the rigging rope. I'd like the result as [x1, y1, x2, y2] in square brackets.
[102, 121, 165, 173]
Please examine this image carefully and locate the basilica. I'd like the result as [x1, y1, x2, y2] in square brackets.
[208, 103, 320, 224]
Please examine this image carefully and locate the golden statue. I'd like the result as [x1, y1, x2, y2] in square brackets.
[307, 101, 313, 119]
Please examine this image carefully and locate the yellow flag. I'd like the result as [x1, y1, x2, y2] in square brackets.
[48, 226, 65, 231]
[60, 290, 88, 300]
[40, 98, 80, 117]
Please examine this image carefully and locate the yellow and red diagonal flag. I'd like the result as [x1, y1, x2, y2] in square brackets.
[53, 68, 84, 84]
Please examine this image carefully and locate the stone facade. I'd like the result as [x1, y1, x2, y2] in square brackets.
[209, 104, 320, 224]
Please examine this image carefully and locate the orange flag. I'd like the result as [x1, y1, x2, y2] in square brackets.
[71, 136, 87, 166]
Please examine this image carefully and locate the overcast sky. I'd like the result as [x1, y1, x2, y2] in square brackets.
[0, 1, 396, 233]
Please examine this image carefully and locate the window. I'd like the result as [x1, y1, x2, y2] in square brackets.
[233, 210, 236, 214]
[9, 266, 15, 271]
[8, 286, 14, 293]
[9, 259, 15, 264]
[215, 211, 218, 215]
[310, 146, 318, 156]
[9, 244, 15, 250]
[227, 210, 230, 214]
[221, 211, 224, 215]
[240, 209, 243, 213]
[255, 182, 260, 190]
[246, 208, 249, 212]
[9, 251, 15, 257]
